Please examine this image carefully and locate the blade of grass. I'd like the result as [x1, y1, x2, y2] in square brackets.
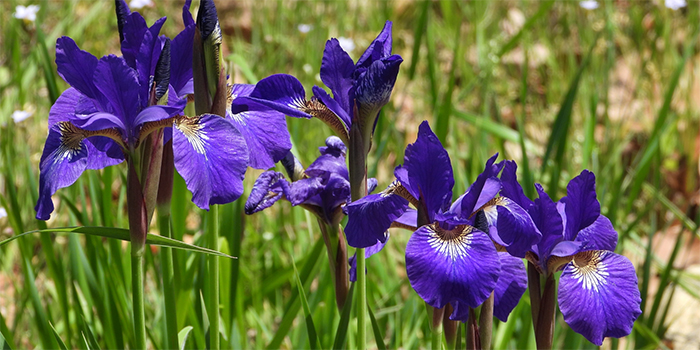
[368, 303, 386, 350]
[178, 326, 194, 350]
[49, 322, 69, 350]
[290, 247, 319, 350]
[0, 329, 13, 350]
[332, 283, 356, 349]
[407, 0, 430, 80]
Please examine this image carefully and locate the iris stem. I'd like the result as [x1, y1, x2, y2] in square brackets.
[318, 221, 349, 309]
[356, 249, 367, 349]
[431, 323, 443, 350]
[131, 248, 147, 349]
[478, 293, 494, 350]
[159, 212, 179, 349]
[208, 205, 220, 349]
[465, 308, 479, 350]
[349, 121, 368, 349]
[535, 274, 556, 350]
[527, 262, 542, 328]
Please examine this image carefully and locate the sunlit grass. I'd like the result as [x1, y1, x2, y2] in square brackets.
[0, 0, 699, 348]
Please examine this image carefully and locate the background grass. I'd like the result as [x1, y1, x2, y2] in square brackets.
[1, 0, 699, 348]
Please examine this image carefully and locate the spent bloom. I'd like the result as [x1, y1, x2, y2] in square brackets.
[12, 110, 32, 124]
[346, 121, 538, 321]
[14, 5, 40, 22]
[500, 163, 642, 345]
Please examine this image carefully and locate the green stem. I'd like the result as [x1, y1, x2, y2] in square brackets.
[131, 248, 147, 349]
[479, 293, 494, 350]
[431, 322, 443, 350]
[208, 205, 220, 350]
[356, 249, 366, 350]
[535, 274, 556, 350]
[527, 262, 542, 328]
[159, 213, 179, 349]
[349, 122, 368, 350]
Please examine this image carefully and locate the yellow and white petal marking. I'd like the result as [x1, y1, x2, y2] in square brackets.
[175, 116, 210, 159]
[569, 250, 609, 293]
[426, 224, 474, 261]
[381, 179, 419, 207]
[57, 121, 125, 157]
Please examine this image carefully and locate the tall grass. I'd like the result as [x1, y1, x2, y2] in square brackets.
[0, 0, 699, 348]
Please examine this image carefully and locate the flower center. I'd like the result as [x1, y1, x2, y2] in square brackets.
[570, 250, 609, 292]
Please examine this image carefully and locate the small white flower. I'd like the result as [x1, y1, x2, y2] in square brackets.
[12, 110, 32, 123]
[665, 0, 686, 10]
[13, 5, 40, 22]
[129, 0, 153, 10]
[579, 1, 599, 10]
[297, 24, 313, 34]
[0, 208, 6, 220]
[303, 64, 313, 74]
[337, 37, 356, 53]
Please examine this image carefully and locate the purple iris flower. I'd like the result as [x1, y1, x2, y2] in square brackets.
[35, 4, 248, 220]
[245, 136, 377, 226]
[345, 121, 538, 321]
[501, 162, 642, 345]
[231, 21, 402, 147]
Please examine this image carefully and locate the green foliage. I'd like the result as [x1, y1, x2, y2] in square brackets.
[0, 0, 698, 349]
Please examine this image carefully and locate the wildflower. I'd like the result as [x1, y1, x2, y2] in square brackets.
[665, 0, 686, 10]
[129, 0, 153, 9]
[0, 207, 6, 219]
[13, 5, 40, 22]
[232, 21, 402, 154]
[579, 1, 599, 10]
[337, 37, 355, 52]
[12, 110, 32, 124]
[501, 163, 642, 345]
[346, 121, 537, 319]
[297, 24, 313, 34]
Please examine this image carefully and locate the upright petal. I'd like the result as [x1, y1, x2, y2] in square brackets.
[482, 197, 541, 258]
[561, 170, 600, 241]
[172, 114, 248, 209]
[345, 191, 408, 248]
[353, 56, 402, 131]
[356, 21, 393, 69]
[558, 251, 642, 346]
[120, 12, 148, 67]
[406, 225, 500, 308]
[171, 20, 195, 97]
[305, 136, 348, 180]
[115, 0, 131, 43]
[500, 160, 534, 212]
[55, 37, 100, 101]
[493, 253, 527, 322]
[311, 86, 351, 133]
[532, 184, 565, 270]
[93, 55, 141, 139]
[452, 153, 503, 217]
[245, 171, 290, 214]
[403, 121, 454, 220]
[320, 38, 355, 116]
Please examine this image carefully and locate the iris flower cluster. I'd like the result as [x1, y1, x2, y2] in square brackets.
[345, 121, 642, 345]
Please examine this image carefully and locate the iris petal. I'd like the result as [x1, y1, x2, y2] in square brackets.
[484, 198, 541, 258]
[494, 253, 527, 322]
[349, 236, 388, 282]
[561, 170, 600, 241]
[234, 74, 312, 119]
[576, 214, 618, 251]
[245, 171, 290, 214]
[558, 251, 642, 346]
[93, 55, 141, 138]
[406, 225, 500, 308]
[172, 114, 248, 209]
[403, 121, 454, 220]
[356, 21, 393, 69]
[353, 56, 402, 129]
[500, 160, 534, 212]
[345, 191, 408, 248]
[55, 37, 100, 101]
[452, 153, 503, 217]
[320, 38, 355, 117]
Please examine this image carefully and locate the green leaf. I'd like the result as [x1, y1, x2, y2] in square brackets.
[1, 227, 236, 259]
[49, 322, 69, 350]
[178, 326, 194, 350]
[79, 315, 102, 350]
[290, 247, 319, 349]
[452, 110, 537, 153]
[0, 330, 13, 350]
[368, 303, 386, 350]
[332, 283, 355, 349]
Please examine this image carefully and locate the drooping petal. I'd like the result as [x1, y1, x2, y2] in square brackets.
[311, 86, 351, 132]
[36, 123, 124, 219]
[287, 176, 327, 207]
[172, 114, 248, 209]
[349, 236, 388, 282]
[558, 251, 642, 346]
[345, 191, 408, 248]
[392, 208, 417, 230]
[93, 55, 141, 138]
[406, 225, 500, 308]
[356, 21, 393, 69]
[233, 74, 312, 119]
[306, 136, 348, 180]
[317, 174, 351, 222]
[320, 38, 355, 116]
[48, 88, 98, 127]
[494, 253, 527, 322]
[245, 171, 290, 214]
[403, 121, 454, 220]
[55, 37, 101, 101]
[133, 105, 181, 127]
[576, 214, 618, 251]
[353, 56, 402, 129]
[561, 170, 600, 241]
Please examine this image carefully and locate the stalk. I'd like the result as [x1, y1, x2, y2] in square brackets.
[479, 293, 494, 350]
[318, 220, 349, 309]
[207, 205, 221, 350]
[527, 262, 542, 328]
[442, 304, 458, 350]
[465, 308, 479, 350]
[535, 274, 557, 350]
[349, 120, 368, 349]
[430, 306, 444, 350]
[127, 158, 148, 349]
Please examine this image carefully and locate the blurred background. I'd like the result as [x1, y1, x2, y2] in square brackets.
[0, 0, 699, 348]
